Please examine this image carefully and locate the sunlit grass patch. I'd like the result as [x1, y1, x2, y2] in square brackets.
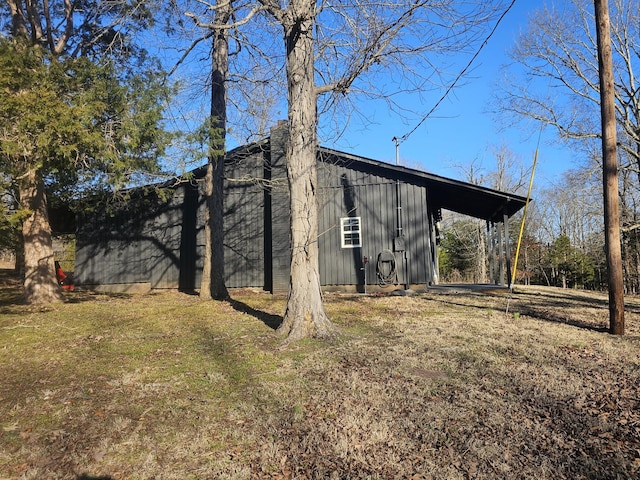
[1, 281, 640, 479]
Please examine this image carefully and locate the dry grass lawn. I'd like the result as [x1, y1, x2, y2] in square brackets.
[1, 270, 639, 479]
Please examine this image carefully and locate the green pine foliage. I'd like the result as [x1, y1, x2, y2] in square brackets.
[0, 40, 173, 201]
[546, 234, 596, 289]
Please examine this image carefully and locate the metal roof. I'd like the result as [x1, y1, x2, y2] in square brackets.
[317, 147, 529, 223]
[194, 135, 529, 224]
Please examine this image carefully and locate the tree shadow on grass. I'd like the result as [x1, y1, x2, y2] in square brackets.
[431, 295, 611, 334]
[228, 298, 283, 330]
[76, 475, 113, 480]
[514, 287, 610, 308]
[517, 304, 610, 333]
[510, 289, 613, 332]
[0, 268, 140, 313]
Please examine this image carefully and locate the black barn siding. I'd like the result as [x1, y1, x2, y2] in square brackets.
[267, 124, 291, 294]
[75, 124, 525, 293]
[75, 147, 436, 292]
[224, 149, 267, 289]
[316, 155, 433, 289]
[75, 188, 192, 290]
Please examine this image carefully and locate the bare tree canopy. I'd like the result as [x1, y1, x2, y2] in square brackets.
[496, 0, 627, 333]
[247, 0, 515, 342]
[497, 0, 640, 175]
[313, 0, 512, 140]
[163, 0, 284, 146]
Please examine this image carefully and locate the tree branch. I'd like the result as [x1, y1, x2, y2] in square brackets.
[167, 31, 215, 77]
[185, 3, 269, 30]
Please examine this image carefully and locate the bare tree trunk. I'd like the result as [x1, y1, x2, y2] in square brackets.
[201, 154, 228, 300]
[19, 169, 63, 304]
[524, 245, 530, 285]
[200, 162, 214, 299]
[200, 4, 230, 301]
[595, 0, 624, 333]
[595, 0, 624, 334]
[276, 1, 336, 342]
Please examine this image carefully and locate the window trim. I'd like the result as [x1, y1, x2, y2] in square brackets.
[340, 216, 362, 249]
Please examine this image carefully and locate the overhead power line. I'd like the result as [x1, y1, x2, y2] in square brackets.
[397, 0, 518, 144]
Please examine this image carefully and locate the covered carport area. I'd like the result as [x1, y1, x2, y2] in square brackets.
[420, 173, 529, 288]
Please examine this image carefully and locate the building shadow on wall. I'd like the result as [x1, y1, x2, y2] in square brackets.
[178, 182, 200, 292]
[228, 298, 283, 330]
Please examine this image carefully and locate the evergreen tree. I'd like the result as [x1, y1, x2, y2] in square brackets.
[0, 1, 172, 303]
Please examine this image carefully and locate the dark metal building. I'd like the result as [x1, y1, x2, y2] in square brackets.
[75, 123, 527, 293]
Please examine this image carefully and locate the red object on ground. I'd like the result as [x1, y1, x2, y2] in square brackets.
[55, 261, 75, 291]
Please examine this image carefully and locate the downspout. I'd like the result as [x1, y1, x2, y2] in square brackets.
[393, 136, 403, 241]
[393, 137, 408, 288]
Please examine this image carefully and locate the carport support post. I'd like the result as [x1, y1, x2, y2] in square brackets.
[487, 221, 495, 284]
[498, 221, 505, 285]
[504, 212, 512, 288]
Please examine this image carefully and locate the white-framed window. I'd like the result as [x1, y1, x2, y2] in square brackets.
[340, 216, 362, 248]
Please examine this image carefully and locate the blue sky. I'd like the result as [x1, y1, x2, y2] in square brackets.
[319, 0, 578, 188]
[161, 1, 580, 190]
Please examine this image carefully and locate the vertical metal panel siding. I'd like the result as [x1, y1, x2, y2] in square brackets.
[224, 188, 264, 288]
[318, 163, 401, 286]
[368, 182, 386, 281]
[317, 185, 331, 283]
[75, 213, 104, 285]
[194, 191, 206, 288]
[75, 189, 188, 289]
[269, 184, 290, 293]
[401, 183, 430, 284]
[318, 163, 355, 285]
[176, 186, 202, 292]
[76, 207, 148, 286]
[223, 150, 267, 289]
[74, 217, 93, 285]
[317, 160, 433, 287]
[268, 127, 291, 294]
[75, 141, 436, 291]
[318, 181, 342, 285]
[149, 199, 183, 289]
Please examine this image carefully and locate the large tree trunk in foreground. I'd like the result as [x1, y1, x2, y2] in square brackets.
[276, 2, 336, 342]
[200, 155, 228, 300]
[200, 5, 230, 301]
[19, 169, 63, 304]
[594, 0, 624, 334]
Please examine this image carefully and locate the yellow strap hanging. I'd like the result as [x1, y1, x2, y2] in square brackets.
[511, 148, 538, 287]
